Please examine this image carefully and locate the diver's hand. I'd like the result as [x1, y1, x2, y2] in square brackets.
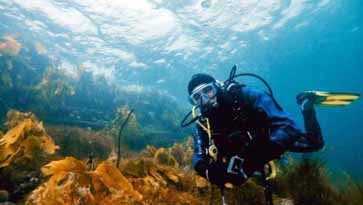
[205, 163, 226, 187]
[296, 92, 316, 111]
[225, 171, 248, 186]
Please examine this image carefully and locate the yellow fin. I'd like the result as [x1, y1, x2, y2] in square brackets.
[320, 100, 354, 106]
[311, 91, 360, 106]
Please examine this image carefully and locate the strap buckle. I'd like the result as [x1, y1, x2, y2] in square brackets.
[227, 155, 247, 179]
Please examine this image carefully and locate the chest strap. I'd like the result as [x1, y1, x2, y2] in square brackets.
[192, 106, 218, 161]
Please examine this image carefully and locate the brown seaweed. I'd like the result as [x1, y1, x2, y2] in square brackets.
[0, 110, 58, 168]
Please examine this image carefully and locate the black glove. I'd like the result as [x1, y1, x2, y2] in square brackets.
[240, 141, 285, 180]
[225, 171, 248, 186]
[206, 163, 226, 187]
[197, 162, 250, 187]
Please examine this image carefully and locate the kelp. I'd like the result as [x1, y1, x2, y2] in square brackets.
[118, 142, 209, 204]
[5, 110, 38, 129]
[153, 147, 179, 167]
[269, 157, 343, 205]
[0, 110, 58, 168]
[144, 138, 194, 168]
[116, 109, 134, 167]
[140, 141, 269, 205]
[46, 125, 112, 160]
[32, 67, 76, 107]
[338, 178, 363, 205]
[26, 157, 143, 205]
[207, 180, 265, 205]
[110, 106, 141, 150]
[120, 157, 207, 204]
[5, 110, 363, 204]
[169, 137, 194, 167]
[140, 145, 157, 158]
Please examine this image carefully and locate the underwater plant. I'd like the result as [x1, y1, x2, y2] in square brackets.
[46, 125, 113, 160]
[25, 145, 208, 205]
[26, 157, 143, 205]
[140, 144, 157, 158]
[153, 147, 179, 167]
[108, 105, 145, 150]
[2, 113, 361, 205]
[334, 173, 363, 205]
[0, 110, 59, 202]
[32, 67, 76, 109]
[168, 137, 194, 168]
[116, 109, 134, 167]
[283, 157, 338, 205]
[0, 110, 58, 168]
[119, 157, 207, 204]
[209, 180, 266, 205]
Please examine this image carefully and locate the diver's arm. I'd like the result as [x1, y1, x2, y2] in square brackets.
[242, 87, 323, 153]
[243, 87, 301, 147]
[192, 126, 209, 178]
[192, 126, 226, 186]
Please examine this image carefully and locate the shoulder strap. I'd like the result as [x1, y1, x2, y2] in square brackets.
[225, 83, 251, 123]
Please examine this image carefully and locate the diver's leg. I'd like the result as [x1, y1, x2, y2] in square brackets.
[288, 134, 324, 152]
[289, 109, 324, 152]
[289, 93, 325, 153]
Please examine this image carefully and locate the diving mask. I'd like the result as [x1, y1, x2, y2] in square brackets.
[189, 82, 218, 106]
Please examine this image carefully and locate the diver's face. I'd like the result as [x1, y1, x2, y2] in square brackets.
[189, 83, 218, 107]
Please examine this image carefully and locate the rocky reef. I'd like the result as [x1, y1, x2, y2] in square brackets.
[0, 110, 363, 204]
[0, 38, 362, 203]
[0, 36, 189, 150]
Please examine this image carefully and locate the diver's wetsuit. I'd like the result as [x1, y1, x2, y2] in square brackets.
[192, 86, 324, 185]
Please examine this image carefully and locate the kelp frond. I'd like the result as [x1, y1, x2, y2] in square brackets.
[26, 157, 143, 205]
[0, 110, 58, 168]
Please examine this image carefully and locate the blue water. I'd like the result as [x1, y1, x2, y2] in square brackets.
[0, 0, 362, 179]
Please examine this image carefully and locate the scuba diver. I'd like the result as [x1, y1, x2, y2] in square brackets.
[183, 66, 325, 188]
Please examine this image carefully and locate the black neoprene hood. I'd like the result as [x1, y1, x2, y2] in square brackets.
[187, 73, 216, 95]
